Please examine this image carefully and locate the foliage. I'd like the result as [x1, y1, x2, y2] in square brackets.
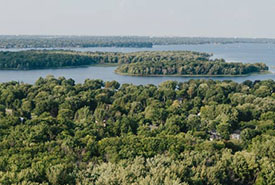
[116, 59, 268, 76]
[0, 77, 274, 184]
[0, 50, 210, 70]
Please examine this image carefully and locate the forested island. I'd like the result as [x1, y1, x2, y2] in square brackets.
[0, 50, 211, 69]
[116, 59, 268, 76]
[0, 77, 274, 184]
[1, 35, 275, 49]
[0, 50, 269, 76]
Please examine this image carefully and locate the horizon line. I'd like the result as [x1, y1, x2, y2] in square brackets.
[1, 34, 275, 40]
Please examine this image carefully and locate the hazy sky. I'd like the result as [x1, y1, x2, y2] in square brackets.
[0, 0, 275, 38]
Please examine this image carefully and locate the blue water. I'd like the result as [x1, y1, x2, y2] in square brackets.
[0, 43, 274, 85]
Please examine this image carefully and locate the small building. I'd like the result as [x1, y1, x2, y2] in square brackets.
[230, 130, 241, 140]
[231, 133, 241, 140]
[209, 131, 221, 141]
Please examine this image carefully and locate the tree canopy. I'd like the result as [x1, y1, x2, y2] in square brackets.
[0, 77, 274, 184]
[116, 58, 268, 76]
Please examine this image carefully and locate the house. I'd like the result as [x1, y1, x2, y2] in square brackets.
[208, 131, 221, 141]
[230, 130, 241, 140]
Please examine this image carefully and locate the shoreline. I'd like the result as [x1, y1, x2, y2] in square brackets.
[0, 64, 270, 78]
[115, 70, 271, 77]
[0, 63, 119, 71]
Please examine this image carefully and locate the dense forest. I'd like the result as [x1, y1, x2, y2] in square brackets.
[0, 76, 274, 184]
[0, 50, 209, 69]
[0, 51, 98, 69]
[1, 35, 275, 49]
[116, 59, 269, 76]
[0, 50, 269, 76]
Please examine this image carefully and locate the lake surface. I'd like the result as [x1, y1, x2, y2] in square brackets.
[0, 43, 275, 85]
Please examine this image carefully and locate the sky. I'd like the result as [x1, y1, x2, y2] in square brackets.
[0, 0, 275, 38]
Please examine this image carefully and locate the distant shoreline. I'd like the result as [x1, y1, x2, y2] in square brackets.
[1, 42, 275, 51]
